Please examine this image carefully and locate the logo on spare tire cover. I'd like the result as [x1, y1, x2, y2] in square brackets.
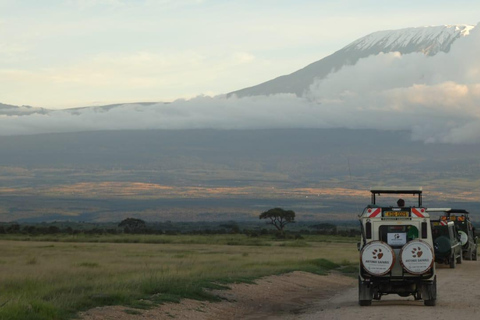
[372, 248, 383, 259]
[361, 241, 395, 276]
[400, 240, 434, 275]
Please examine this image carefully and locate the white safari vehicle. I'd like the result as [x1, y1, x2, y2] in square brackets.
[358, 187, 436, 306]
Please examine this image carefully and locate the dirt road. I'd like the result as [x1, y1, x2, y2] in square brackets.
[286, 261, 480, 320]
[81, 261, 480, 320]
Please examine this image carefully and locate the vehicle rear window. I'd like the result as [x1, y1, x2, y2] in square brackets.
[432, 226, 449, 238]
[379, 225, 419, 248]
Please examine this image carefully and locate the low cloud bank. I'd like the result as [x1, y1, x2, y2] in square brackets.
[2, 24, 480, 144]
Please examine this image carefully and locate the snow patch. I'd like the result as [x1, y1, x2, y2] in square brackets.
[344, 25, 475, 54]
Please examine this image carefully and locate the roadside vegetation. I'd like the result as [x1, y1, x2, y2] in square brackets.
[0, 234, 358, 320]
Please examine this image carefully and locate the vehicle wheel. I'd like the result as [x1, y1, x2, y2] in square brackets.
[466, 249, 473, 260]
[473, 249, 478, 261]
[423, 278, 437, 306]
[414, 291, 422, 300]
[424, 299, 436, 306]
[450, 254, 456, 268]
[359, 300, 372, 306]
[457, 252, 462, 264]
[358, 277, 372, 306]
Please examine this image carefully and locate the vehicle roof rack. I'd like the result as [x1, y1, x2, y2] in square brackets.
[427, 208, 469, 214]
[369, 187, 423, 206]
[370, 187, 422, 194]
[446, 209, 469, 215]
[426, 208, 451, 212]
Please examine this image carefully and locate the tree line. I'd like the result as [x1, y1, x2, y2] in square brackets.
[0, 207, 362, 237]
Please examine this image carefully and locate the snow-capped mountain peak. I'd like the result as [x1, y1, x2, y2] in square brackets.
[344, 24, 475, 55]
[229, 24, 477, 97]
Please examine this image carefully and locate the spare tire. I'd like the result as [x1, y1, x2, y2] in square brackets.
[459, 231, 468, 246]
[361, 241, 395, 276]
[400, 239, 434, 275]
[434, 236, 451, 254]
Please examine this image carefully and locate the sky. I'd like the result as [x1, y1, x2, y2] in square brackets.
[1, 0, 480, 109]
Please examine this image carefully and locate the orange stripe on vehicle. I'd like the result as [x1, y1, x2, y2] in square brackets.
[411, 208, 425, 218]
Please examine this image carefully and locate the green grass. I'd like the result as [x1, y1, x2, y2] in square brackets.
[0, 233, 358, 245]
[0, 235, 358, 320]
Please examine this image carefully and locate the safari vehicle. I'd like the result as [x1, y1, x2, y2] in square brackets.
[358, 187, 436, 306]
[430, 220, 462, 268]
[427, 208, 477, 261]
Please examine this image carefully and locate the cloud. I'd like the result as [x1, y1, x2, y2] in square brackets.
[2, 24, 480, 144]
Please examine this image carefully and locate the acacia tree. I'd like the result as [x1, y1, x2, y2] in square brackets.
[118, 218, 146, 233]
[259, 208, 295, 232]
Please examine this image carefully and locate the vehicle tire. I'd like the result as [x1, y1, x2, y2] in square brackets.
[473, 249, 478, 261]
[450, 254, 456, 268]
[424, 299, 436, 306]
[414, 291, 422, 300]
[465, 249, 472, 260]
[457, 252, 462, 264]
[358, 277, 372, 306]
[359, 300, 372, 306]
[423, 278, 437, 306]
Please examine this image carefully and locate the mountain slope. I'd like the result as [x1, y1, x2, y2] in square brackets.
[228, 25, 474, 97]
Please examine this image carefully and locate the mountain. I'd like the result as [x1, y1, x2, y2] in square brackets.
[228, 25, 475, 97]
[1, 24, 480, 222]
[2, 25, 474, 118]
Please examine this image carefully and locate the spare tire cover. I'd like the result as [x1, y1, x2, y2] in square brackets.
[434, 236, 451, 254]
[459, 231, 468, 246]
[400, 239, 434, 275]
[361, 241, 395, 276]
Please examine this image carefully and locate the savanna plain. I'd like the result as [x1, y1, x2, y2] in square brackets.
[0, 235, 358, 320]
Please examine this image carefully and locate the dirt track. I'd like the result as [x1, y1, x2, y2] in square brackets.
[287, 261, 480, 320]
[81, 261, 480, 320]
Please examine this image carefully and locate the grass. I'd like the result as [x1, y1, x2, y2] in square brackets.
[0, 235, 358, 320]
[0, 233, 358, 245]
